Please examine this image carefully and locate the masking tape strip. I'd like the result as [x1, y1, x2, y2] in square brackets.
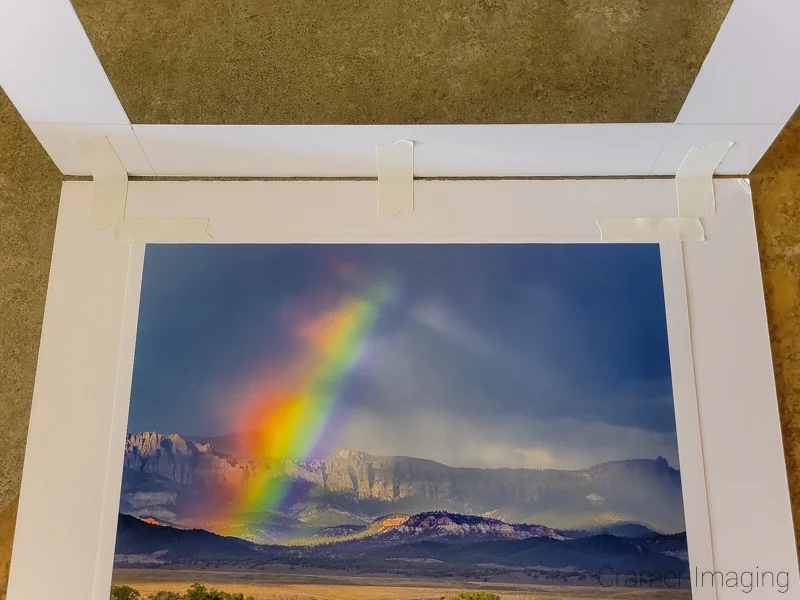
[75, 136, 213, 242]
[115, 219, 213, 243]
[376, 140, 414, 219]
[597, 217, 705, 242]
[675, 141, 733, 218]
[75, 137, 128, 230]
[599, 141, 730, 242]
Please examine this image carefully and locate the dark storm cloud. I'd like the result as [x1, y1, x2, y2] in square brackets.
[127, 243, 679, 469]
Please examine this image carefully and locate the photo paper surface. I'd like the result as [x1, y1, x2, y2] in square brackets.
[111, 243, 690, 600]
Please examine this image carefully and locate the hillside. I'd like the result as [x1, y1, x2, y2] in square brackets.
[114, 511, 689, 579]
[115, 513, 262, 560]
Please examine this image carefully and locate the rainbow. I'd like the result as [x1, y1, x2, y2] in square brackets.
[218, 283, 394, 535]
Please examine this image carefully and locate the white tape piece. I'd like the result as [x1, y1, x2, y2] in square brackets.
[597, 218, 706, 242]
[115, 219, 213, 243]
[376, 140, 414, 219]
[75, 137, 214, 243]
[599, 141, 730, 242]
[75, 137, 128, 230]
[675, 141, 733, 218]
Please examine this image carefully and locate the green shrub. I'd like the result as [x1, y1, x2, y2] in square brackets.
[113, 583, 257, 600]
[180, 583, 254, 600]
[206, 591, 242, 600]
[110, 585, 141, 600]
[446, 593, 502, 600]
[182, 583, 202, 600]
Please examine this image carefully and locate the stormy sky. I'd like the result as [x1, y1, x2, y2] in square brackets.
[128, 243, 679, 471]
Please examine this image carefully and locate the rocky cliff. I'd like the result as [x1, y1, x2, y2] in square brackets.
[124, 432, 255, 488]
[120, 432, 686, 536]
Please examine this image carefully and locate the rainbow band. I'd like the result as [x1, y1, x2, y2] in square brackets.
[220, 284, 393, 535]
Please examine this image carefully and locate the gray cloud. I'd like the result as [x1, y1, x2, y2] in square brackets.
[328, 299, 679, 470]
[130, 243, 678, 473]
[336, 408, 680, 470]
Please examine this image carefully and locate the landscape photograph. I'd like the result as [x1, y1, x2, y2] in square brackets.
[111, 243, 691, 600]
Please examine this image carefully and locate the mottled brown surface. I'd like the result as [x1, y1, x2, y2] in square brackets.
[71, 0, 732, 125]
[752, 110, 800, 546]
[0, 500, 17, 599]
[0, 90, 60, 517]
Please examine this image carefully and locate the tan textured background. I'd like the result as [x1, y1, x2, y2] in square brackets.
[1, 1, 799, 596]
[72, 0, 732, 124]
[0, 89, 61, 598]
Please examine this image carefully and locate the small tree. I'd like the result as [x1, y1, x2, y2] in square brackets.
[184, 583, 209, 600]
[150, 592, 183, 600]
[110, 585, 141, 600]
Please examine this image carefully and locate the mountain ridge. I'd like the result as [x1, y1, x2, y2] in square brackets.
[143, 431, 679, 473]
[120, 431, 686, 538]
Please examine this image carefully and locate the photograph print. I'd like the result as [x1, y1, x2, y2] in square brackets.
[111, 243, 692, 600]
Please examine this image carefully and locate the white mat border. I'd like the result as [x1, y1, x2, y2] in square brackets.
[7, 178, 797, 600]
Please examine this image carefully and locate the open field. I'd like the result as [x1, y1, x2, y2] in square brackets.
[114, 568, 691, 600]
